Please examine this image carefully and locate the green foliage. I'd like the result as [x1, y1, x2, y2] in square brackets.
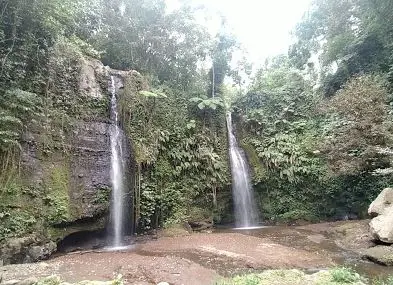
[0, 0, 96, 91]
[217, 274, 262, 285]
[233, 55, 393, 222]
[3, 0, 393, 240]
[233, 56, 331, 221]
[0, 89, 40, 153]
[216, 268, 367, 285]
[209, 31, 239, 97]
[139, 90, 167, 99]
[97, 0, 211, 87]
[278, 209, 318, 222]
[120, 73, 229, 230]
[330, 267, 363, 284]
[291, 0, 393, 95]
[322, 74, 393, 175]
[0, 209, 36, 242]
[92, 187, 111, 205]
[250, 133, 322, 183]
[190, 97, 225, 110]
[0, 175, 42, 242]
[0, 0, 233, 238]
[35, 276, 62, 285]
[373, 276, 393, 285]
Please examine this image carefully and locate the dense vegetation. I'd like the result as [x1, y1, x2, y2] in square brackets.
[234, 0, 393, 222]
[0, 0, 235, 240]
[1, 0, 393, 243]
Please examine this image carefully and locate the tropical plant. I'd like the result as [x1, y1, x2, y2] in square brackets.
[190, 97, 225, 110]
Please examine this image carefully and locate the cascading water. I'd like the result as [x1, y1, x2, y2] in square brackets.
[109, 76, 126, 247]
[226, 112, 259, 228]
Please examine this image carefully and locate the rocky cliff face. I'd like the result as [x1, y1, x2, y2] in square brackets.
[0, 57, 135, 264]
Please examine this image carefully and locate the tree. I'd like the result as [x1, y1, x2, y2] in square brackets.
[290, 0, 393, 95]
[322, 75, 393, 175]
[95, 0, 210, 88]
[208, 27, 238, 98]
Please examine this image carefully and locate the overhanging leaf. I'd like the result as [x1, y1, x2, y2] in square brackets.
[139, 90, 167, 98]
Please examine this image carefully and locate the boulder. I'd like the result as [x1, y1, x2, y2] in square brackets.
[368, 188, 393, 217]
[0, 236, 36, 265]
[363, 245, 393, 266]
[368, 188, 393, 243]
[188, 220, 213, 232]
[369, 213, 393, 244]
[24, 242, 57, 263]
[0, 237, 57, 265]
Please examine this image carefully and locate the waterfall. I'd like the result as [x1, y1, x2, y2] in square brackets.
[109, 76, 126, 247]
[226, 112, 258, 228]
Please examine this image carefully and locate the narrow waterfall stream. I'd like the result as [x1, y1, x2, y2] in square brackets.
[109, 76, 126, 248]
[226, 113, 259, 228]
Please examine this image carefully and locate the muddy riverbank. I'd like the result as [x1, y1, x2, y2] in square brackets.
[1, 220, 390, 285]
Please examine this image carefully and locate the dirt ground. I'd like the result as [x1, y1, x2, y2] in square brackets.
[0, 220, 387, 285]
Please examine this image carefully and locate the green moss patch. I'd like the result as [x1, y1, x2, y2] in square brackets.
[44, 165, 71, 225]
[92, 186, 111, 206]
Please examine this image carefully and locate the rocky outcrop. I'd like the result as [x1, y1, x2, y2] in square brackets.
[188, 220, 213, 232]
[20, 58, 115, 228]
[1, 57, 137, 265]
[79, 58, 108, 99]
[368, 188, 393, 243]
[0, 236, 56, 264]
[363, 245, 393, 266]
[68, 121, 112, 221]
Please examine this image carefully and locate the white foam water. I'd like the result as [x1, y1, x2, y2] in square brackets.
[109, 76, 126, 247]
[226, 112, 259, 228]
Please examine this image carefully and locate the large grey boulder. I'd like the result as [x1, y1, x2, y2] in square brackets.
[368, 188, 393, 217]
[368, 188, 393, 243]
[0, 237, 56, 265]
[24, 242, 57, 263]
[363, 245, 393, 266]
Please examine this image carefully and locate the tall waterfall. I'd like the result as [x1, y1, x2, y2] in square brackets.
[226, 113, 258, 228]
[109, 76, 126, 247]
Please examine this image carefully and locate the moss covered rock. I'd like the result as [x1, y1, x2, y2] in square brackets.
[0, 52, 136, 264]
[363, 245, 393, 266]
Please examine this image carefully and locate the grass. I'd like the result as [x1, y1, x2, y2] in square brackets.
[373, 276, 393, 285]
[330, 267, 363, 283]
[216, 267, 369, 285]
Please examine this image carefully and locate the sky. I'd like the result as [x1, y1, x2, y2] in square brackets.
[166, 0, 313, 67]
